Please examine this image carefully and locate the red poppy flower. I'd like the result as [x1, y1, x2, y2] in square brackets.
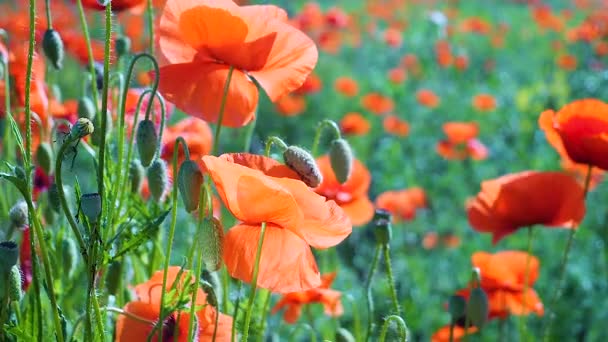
[77, 0, 146, 12]
[315, 155, 374, 226]
[334, 77, 359, 97]
[375, 187, 427, 222]
[416, 89, 440, 108]
[116, 267, 233, 341]
[472, 94, 497, 112]
[275, 95, 307, 117]
[454, 55, 469, 71]
[200, 153, 352, 293]
[383, 115, 410, 137]
[387, 67, 407, 84]
[361, 92, 394, 115]
[271, 272, 343, 324]
[556, 54, 577, 70]
[157, 0, 318, 128]
[467, 171, 586, 243]
[294, 73, 322, 95]
[436, 122, 488, 160]
[340, 112, 370, 136]
[539, 99, 608, 171]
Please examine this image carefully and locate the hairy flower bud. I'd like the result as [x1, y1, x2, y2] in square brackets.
[94, 62, 104, 91]
[467, 287, 489, 329]
[136, 119, 158, 167]
[48, 183, 62, 213]
[129, 159, 145, 194]
[80, 193, 101, 223]
[71, 118, 94, 139]
[36, 143, 53, 174]
[372, 209, 393, 245]
[200, 217, 224, 272]
[201, 270, 222, 307]
[42, 29, 64, 70]
[77, 96, 96, 121]
[201, 280, 218, 307]
[283, 146, 323, 188]
[0, 241, 19, 275]
[8, 265, 23, 301]
[147, 159, 169, 202]
[448, 295, 466, 319]
[178, 160, 204, 213]
[115, 36, 131, 57]
[105, 261, 122, 295]
[9, 201, 28, 228]
[329, 138, 353, 184]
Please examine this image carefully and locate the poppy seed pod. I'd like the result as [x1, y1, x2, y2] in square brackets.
[448, 295, 467, 319]
[335, 328, 356, 342]
[9, 201, 28, 228]
[115, 36, 131, 57]
[42, 29, 64, 70]
[147, 159, 169, 202]
[467, 287, 489, 329]
[178, 160, 204, 213]
[77, 96, 96, 120]
[36, 143, 53, 174]
[283, 146, 323, 188]
[0, 241, 19, 274]
[329, 138, 353, 184]
[8, 265, 23, 301]
[200, 280, 218, 307]
[48, 184, 62, 213]
[129, 159, 144, 194]
[200, 217, 224, 272]
[105, 261, 123, 295]
[136, 119, 158, 167]
[80, 193, 102, 223]
[201, 270, 222, 307]
[71, 118, 94, 139]
[373, 218, 392, 245]
[61, 238, 77, 277]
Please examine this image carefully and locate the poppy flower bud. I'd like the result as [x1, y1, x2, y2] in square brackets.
[471, 267, 482, 285]
[48, 184, 62, 213]
[129, 159, 144, 194]
[335, 328, 356, 342]
[105, 261, 122, 295]
[80, 193, 101, 223]
[77, 96, 96, 120]
[200, 280, 218, 307]
[94, 62, 104, 91]
[466, 287, 489, 329]
[200, 217, 224, 272]
[9, 201, 28, 228]
[8, 265, 23, 301]
[36, 143, 53, 174]
[42, 29, 64, 70]
[136, 119, 158, 167]
[71, 118, 94, 139]
[373, 218, 392, 245]
[283, 146, 323, 188]
[201, 270, 222, 307]
[448, 295, 466, 319]
[178, 160, 204, 213]
[61, 238, 77, 277]
[147, 159, 169, 202]
[329, 138, 353, 184]
[115, 36, 131, 57]
[0, 241, 19, 275]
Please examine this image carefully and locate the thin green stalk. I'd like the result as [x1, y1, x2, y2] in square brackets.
[311, 119, 341, 156]
[75, 0, 99, 108]
[157, 142, 183, 341]
[24, 0, 36, 175]
[44, 0, 52, 28]
[211, 66, 235, 156]
[241, 222, 268, 341]
[97, 2, 112, 218]
[378, 315, 408, 342]
[146, 0, 155, 54]
[449, 319, 455, 342]
[383, 245, 401, 315]
[264, 136, 288, 157]
[344, 294, 362, 341]
[256, 290, 272, 342]
[364, 245, 382, 342]
[231, 281, 242, 342]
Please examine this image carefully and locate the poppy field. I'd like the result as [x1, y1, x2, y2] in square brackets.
[2, 0, 608, 341]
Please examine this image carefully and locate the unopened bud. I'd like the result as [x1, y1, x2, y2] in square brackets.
[329, 138, 353, 184]
[71, 118, 94, 139]
[147, 159, 169, 202]
[178, 160, 204, 213]
[36, 143, 53, 174]
[283, 146, 323, 188]
[200, 217, 224, 272]
[335, 328, 356, 342]
[201, 270, 222, 307]
[42, 29, 64, 70]
[136, 119, 158, 167]
[0, 241, 19, 274]
[115, 36, 131, 57]
[129, 159, 144, 194]
[467, 287, 489, 329]
[200, 280, 218, 307]
[8, 265, 23, 301]
[372, 209, 393, 245]
[80, 193, 101, 223]
[105, 261, 122, 295]
[77, 97, 96, 121]
[471, 267, 481, 285]
[61, 238, 77, 277]
[9, 201, 28, 228]
[94, 62, 104, 91]
[448, 295, 466, 319]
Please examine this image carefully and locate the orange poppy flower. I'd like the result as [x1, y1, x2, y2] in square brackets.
[401, 53, 420, 73]
[384, 28, 403, 47]
[271, 272, 343, 324]
[387, 67, 407, 84]
[334, 77, 359, 97]
[157, 0, 318, 128]
[161, 117, 213, 164]
[422, 232, 461, 250]
[595, 41, 608, 56]
[115, 267, 233, 341]
[472, 94, 497, 112]
[467, 171, 586, 243]
[436, 122, 488, 160]
[274, 95, 307, 117]
[78, 0, 146, 12]
[435, 40, 453, 68]
[539, 99, 608, 171]
[375, 187, 427, 222]
[454, 55, 469, 71]
[361, 92, 394, 115]
[200, 153, 352, 293]
[339, 112, 370, 136]
[318, 30, 343, 54]
[556, 54, 577, 71]
[416, 89, 440, 108]
[383, 115, 410, 137]
[315, 155, 374, 226]
[325, 7, 350, 29]
[294, 73, 322, 95]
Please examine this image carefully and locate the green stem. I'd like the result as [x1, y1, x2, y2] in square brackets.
[241, 222, 267, 341]
[264, 136, 288, 157]
[24, 0, 36, 177]
[383, 245, 401, 315]
[378, 315, 408, 342]
[364, 245, 382, 342]
[75, 0, 100, 109]
[211, 66, 235, 156]
[44, 0, 52, 28]
[288, 324, 317, 342]
[311, 119, 341, 156]
[146, 0, 155, 54]
[256, 290, 272, 342]
[449, 319, 455, 342]
[344, 294, 362, 341]
[231, 281, 242, 342]
[187, 184, 208, 342]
